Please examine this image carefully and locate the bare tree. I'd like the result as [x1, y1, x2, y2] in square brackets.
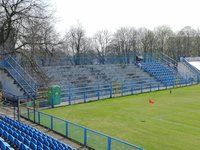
[154, 25, 174, 53]
[112, 27, 137, 64]
[64, 24, 87, 65]
[137, 27, 156, 53]
[93, 30, 112, 64]
[177, 26, 196, 56]
[23, 18, 61, 65]
[194, 28, 200, 56]
[0, 0, 48, 54]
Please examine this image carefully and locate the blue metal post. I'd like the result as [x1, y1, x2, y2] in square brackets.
[51, 87, 54, 108]
[97, 82, 100, 100]
[51, 116, 53, 130]
[84, 92, 86, 103]
[38, 112, 40, 124]
[131, 81, 134, 95]
[121, 82, 123, 96]
[66, 121, 68, 137]
[33, 84, 37, 123]
[69, 86, 71, 105]
[84, 128, 87, 146]
[107, 137, 111, 150]
[131, 87, 133, 95]
[110, 82, 113, 98]
[27, 108, 30, 120]
[150, 83, 152, 92]
[33, 97, 36, 122]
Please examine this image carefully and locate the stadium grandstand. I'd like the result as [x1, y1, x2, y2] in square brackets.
[0, 52, 200, 150]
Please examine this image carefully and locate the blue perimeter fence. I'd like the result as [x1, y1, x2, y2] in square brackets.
[20, 107, 144, 150]
[58, 79, 196, 107]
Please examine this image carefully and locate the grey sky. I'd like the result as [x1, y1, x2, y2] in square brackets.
[50, 0, 200, 36]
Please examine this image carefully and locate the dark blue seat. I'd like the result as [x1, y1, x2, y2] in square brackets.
[43, 144, 50, 150]
[37, 146, 43, 150]
[31, 138, 37, 144]
[30, 142, 37, 150]
[3, 131, 9, 139]
[38, 136, 44, 143]
[44, 139, 50, 146]
[13, 131, 18, 138]
[8, 135, 15, 144]
[20, 143, 29, 150]
[14, 139, 22, 148]
[24, 138, 30, 147]
[0, 128, 3, 135]
[37, 141, 43, 148]
[18, 134, 24, 142]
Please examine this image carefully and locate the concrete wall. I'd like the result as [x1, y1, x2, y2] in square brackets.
[0, 69, 24, 96]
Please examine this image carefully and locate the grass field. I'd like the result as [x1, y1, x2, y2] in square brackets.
[42, 85, 200, 150]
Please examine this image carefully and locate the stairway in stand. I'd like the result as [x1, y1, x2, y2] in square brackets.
[3, 56, 37, 99]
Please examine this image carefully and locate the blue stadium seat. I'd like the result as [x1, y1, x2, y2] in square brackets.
[0, 138, 13, 150]
[18, 134, 24, 142]
[37, 146, 43, 150]
[3, 131, 9, 139]
[0, 128, 3, 135]
[14, 139, 22, 148]
[24, 138, 30, 147]
[8, 135, 15, 144]
[20, 143, 29, 150]
[30, 142, 37, 150]
[43, 144, 50, 150]
[141, 61, 187, 86]
[31, 138, 37, 144]
[37, 141, 43, 148]
[0, 116, 76, 150]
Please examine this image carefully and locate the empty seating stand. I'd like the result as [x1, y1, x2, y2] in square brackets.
[42, 64, 161, 102]
[0, 116, 76, 150]
[141, 61, 187, 86]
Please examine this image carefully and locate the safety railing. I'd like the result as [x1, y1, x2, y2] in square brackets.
[21, 107, 144, 150]
[181, 58, 200, 82]
[3, 56, 36, 99]
[41, 78, 195, 107]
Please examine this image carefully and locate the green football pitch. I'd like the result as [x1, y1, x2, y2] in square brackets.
[43, 85, 200, 150]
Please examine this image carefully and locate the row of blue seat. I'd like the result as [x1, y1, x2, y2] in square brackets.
[0, 116, 76, 150]
[141, 62, 187, 86]
[0, 137, 14, 150]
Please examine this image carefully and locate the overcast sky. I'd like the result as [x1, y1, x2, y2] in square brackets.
[50, 0, 200, 36]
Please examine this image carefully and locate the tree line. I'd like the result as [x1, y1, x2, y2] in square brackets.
[1, 0, 200, 66]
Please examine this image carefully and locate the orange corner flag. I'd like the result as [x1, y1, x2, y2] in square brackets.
[149, 99, 154, 104]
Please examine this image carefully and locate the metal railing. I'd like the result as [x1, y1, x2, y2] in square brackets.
[181, 58, 200, 82]
[21, 107, 144, 150]
[36, 79, 196, 108]
[182, 58, 200, 74]
[3, 56, 36, 99]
